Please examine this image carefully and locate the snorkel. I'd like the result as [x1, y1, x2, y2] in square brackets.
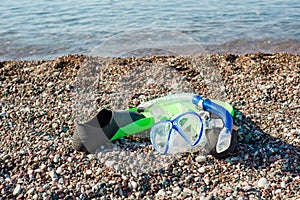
[192, 95, 233, 153]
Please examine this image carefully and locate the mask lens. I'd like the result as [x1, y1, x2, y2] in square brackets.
[177, 113, 202, 144]
[150, 121, 172, 153]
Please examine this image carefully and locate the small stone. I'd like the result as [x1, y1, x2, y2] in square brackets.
[233, 174, 239, 178]
[230, 157, 240, 162]
[119, 187, 124, 196]
[100, 196, 107, 200]
[280, 181, 286, 188]
[135, 192, 141, 198]
[19, 149, 26, 155]
[114, 164, 121, 171]
[26, 187, 35, 195]
[257, 177, 268, 188]
[47, 82, 54, 87]
[32, 194, 38, 199]
[86, 169, 92, 175]
[40, 163, 47, 170]
[156, 189, 165, 198]
[198, 167, 205, 173]
[195, 155, 206, 163]
[172, 186, 181, 195]
[203, 178, 210, 185]
[13, 184, 22, 196]
[27, 169, 34, 175]
[0, 111, 6, 117]
[52, 193, 59, 200]
[183, 188, 192, 196]
[76, 182, 81, 189]
[42, 184, 49, 190]
[67, 157, 72, 162]
[268, 156, 277, 162]
[53, 155, 59, 163]
[132, 171, 138, 178]
[52, 122, 58, 129]
[161, 179, 168, 185]
[226, 187, 233, 193]
[105, 160, 115, 168]
[131, 181, 137, 189]
[48, 171, 58, 181]
[178, 160, 185, 166]
[58, 177, 64, 185]
[87, 154, 95, 160]
[268, 147, 279, 155]
[244, 185, 252, 191]
[36, 187, 43, 193]
[56, 167, 62, 174]
[147, 78, 155, 85]
[275, 189, 281, 194]
[96, 168, 102, 175]
[61, 126, 69, 132]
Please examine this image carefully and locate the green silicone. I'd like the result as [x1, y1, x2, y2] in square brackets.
[110, 117, 155, 141]
[110, 98, 234, 141]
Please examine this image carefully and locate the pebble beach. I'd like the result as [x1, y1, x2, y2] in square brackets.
[0, 53, 299, 199]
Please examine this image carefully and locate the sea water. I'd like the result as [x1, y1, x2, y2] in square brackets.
[0, 0, 299, 60]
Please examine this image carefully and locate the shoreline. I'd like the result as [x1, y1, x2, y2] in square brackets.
[0, 53, 299, 199]
[1, 39, 300, 62]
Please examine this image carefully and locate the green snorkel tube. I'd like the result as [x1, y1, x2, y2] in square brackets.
[72, 93, 236, 158]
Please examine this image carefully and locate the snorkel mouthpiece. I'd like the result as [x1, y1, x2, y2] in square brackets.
[216, 128, 232, 153]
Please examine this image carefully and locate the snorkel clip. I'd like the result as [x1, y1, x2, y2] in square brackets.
[192, 95, 205, 108]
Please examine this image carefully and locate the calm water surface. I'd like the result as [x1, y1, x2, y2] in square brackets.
[0, 0, 299, 60]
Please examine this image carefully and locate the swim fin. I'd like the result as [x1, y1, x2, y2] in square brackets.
[72, 108, 153, 153]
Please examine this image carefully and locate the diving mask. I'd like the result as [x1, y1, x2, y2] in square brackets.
[149, 94, 234, 155]
[150, 111, 205, 154]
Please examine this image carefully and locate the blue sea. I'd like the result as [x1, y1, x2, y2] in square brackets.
[0, 0, 299, 60]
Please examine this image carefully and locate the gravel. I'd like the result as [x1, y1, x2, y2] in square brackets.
[0, 53, 299, 199]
